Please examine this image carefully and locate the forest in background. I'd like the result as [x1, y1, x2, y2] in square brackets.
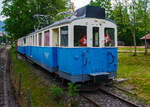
[1, 0, 150, 46]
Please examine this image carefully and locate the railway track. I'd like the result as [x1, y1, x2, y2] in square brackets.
[80, 85, 144, 107]
[0, 47, 19, 107]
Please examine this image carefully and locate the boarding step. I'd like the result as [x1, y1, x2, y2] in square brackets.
[89, 72, 110, 77]
[89, 72, 110, 82]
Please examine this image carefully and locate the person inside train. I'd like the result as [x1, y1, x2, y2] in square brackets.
[74, 26, 87, 47]
[80, 35, 87, 47]
[105, 30, 112, 47]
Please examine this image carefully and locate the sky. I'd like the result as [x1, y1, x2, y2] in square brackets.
[0, 0, 4, 21]
[71, 0, 91, 10]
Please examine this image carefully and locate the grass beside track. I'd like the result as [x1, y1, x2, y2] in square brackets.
[10, 48, 64, 107]
[117, 53, 150, 106]
[118, 47, 145, 51]
[118, 46, 150, 52]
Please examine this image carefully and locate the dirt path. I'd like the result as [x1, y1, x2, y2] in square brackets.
[0, 47, 19, 107]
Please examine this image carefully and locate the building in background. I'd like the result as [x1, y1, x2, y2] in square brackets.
[141, 34, 150, 48]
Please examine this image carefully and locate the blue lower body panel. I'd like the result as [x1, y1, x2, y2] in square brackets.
[17, 46, 117, 82]
[57, 47, 118, 82]
[18, 46, 26, 55]
[25, 46, 57, 72]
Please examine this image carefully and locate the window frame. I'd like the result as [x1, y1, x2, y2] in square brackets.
[93, 27, 100, 47]
[39, 33, 42, 46]
[104, 28, 116, 47]
[60, 26, 68, 47]
[74, 25, 87, 47]
[44, 30, 50, 46]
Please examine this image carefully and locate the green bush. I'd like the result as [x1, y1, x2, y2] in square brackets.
[68, 83, 79, 97]
[50, 84, 63, 101]
[68, 83, 80, 107]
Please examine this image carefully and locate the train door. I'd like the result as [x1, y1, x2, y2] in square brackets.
[88, 25, 102, 74]
[73, 25, 88, 81]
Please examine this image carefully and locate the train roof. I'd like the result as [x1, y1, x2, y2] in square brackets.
[26, 5, 116, 37]
[49, 5, 117, 27]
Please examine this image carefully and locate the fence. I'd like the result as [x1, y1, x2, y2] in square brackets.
[9, 52, 31, 107]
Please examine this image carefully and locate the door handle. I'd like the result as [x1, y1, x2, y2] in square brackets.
[82, 52, 87, 65]
[85, 55, 87, 65]
[108, 52, 114, 64]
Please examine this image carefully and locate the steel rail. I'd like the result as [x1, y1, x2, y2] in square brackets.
[112, 85, 136, 95]
[80, 93, 102, 107]
[99, 87, 139, 107]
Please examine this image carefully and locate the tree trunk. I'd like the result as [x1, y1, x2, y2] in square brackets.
[144, 0, 148, 55]
[133, 30, 136, 56]
[132, 0, 136, 56]
[144, 36, 147, 55]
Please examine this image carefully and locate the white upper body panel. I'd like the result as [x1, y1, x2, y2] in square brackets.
[18, 18, 117, 48]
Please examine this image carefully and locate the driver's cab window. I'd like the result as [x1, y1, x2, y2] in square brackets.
[104, 28, 115, 47]
[74, 26, 87, 47]
[93, 27, 99, 47]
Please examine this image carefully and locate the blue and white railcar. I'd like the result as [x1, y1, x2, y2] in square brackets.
[17, 6, 118, 83]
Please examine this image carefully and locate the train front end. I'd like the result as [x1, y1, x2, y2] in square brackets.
[57, 6, 118, 83]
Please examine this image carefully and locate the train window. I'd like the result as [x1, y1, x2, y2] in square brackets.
[35, 34, 37, 46]
[60, 26, 68, 47]
[52, 28, 59, 46]
[33, 35, 34, 46]
[39, 33, 42, 46]
[74, 26, 87, 47]
[93, 27, 99, 47]
[30, 36, 32, 46]
[27, 37, 29, 46]
[44, 30, 50, 46]
[104, 28, 115, 47]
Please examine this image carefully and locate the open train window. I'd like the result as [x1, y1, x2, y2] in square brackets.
[52, 28, 59, 46]
[74, 26, 87, 47]
[104, 28, 115, 47]
[60, 26, 68, 47]
[93, 27, 99, 47]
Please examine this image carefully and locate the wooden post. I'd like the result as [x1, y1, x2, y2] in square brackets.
[18, 73, 22, 96]
[28, 88, 31, 107]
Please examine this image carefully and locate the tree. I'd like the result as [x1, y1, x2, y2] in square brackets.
[112, 0, 133, 46]
[143, 0, 149, 55]
[129, 0, 150, 55]
[1, 0, 69, 40]
[129, 0, 137, 56]
[111, 0, 150, 48]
